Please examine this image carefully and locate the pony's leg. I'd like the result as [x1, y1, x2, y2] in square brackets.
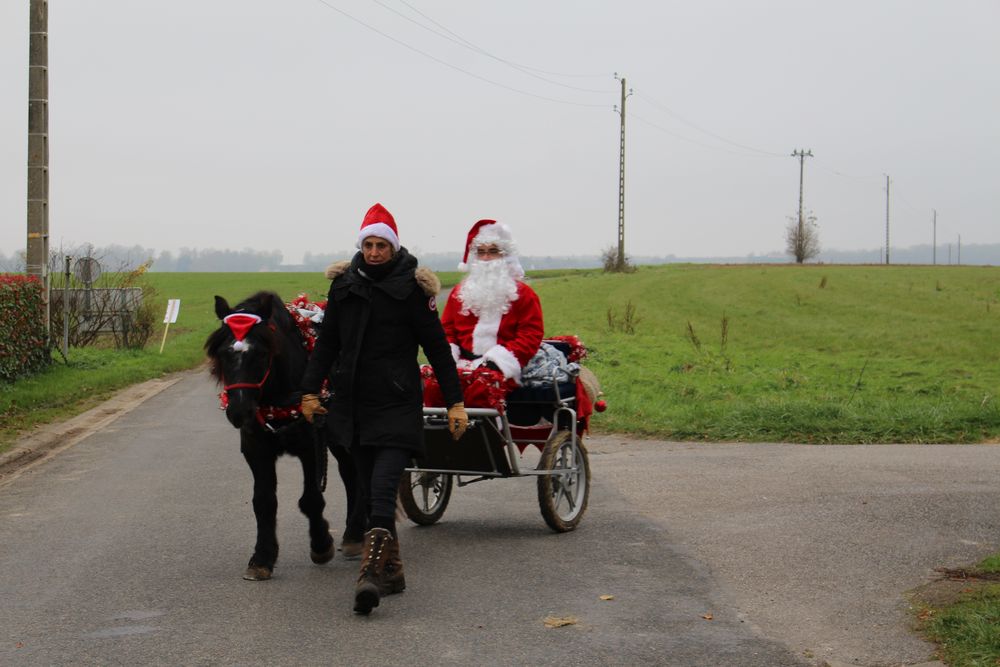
[296, 436, 334, 564]
[330, 441, 367, 547]
[241, 432, 280, 579]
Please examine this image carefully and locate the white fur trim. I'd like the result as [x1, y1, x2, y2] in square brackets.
[482, 344, 521, 384]
[457, 261, 469, 271]
[357, 222, 400, 251]
[449, 343, 461, 363]
[471, 312, 501, 356]
[472, 224, 514, 251]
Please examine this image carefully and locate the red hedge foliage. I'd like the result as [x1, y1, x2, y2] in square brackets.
[0, 274, 50, 382]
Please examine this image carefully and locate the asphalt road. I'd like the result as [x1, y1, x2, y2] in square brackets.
[1, 370, 997, 666]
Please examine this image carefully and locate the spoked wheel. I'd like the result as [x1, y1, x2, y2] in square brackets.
[537, 430, 590, 532]
[398, 470, 453, 525]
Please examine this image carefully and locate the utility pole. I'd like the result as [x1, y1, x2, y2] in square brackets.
[932, 209, 937, 265]
[27, 0, 50, 334]
[884, 174, 891, 265]
[791, 149, 813, 262]
[613, 73, 632, 271]
[957, 234, 961, 265]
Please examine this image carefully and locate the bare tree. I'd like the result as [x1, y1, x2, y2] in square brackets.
[786, 211, 820, 263]
[601, 245, 635, 273]
[48, 247, 157, 349]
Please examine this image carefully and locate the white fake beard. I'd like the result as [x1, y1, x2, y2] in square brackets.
[459, 258, 519, 319]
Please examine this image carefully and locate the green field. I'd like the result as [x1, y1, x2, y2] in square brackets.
[2, 263, 999, 449]
[536, 264, 1000, 443]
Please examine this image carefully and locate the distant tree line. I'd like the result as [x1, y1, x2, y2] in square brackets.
[0, 242, 997, 273]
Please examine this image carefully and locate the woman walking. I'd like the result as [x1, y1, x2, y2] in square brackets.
[299, 202, 468, 614]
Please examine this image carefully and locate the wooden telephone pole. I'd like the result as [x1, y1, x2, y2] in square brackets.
[613, 74, 632, 271]
[884, 175, 891, 265]
[27, 0, 50, 333]
[791, 149, 813, 262]
[932, 209, 937, 265]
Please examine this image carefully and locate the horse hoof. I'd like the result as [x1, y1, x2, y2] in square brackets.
[243, 562, 273, 581]
[310, 541, 335, 565]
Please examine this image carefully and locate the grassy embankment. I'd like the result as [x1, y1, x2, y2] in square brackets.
[0, 272, 335, 451]
[536, 263, 1000, 443]
[2, 264, 999, 451]
[915, 553, 1000, 666]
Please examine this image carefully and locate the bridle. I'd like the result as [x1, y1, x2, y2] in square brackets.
[215, 305, 325, 433]
[220, 313, 273, 395]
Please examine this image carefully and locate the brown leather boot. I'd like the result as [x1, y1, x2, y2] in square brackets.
[380, 534, 406, 595]
[353, 528, 392, 614]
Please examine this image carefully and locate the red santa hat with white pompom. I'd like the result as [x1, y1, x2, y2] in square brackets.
[457, 219, 524, 278]
[356, 203, 400, 251]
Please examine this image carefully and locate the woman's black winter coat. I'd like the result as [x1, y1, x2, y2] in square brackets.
[301, 248, 462, 456]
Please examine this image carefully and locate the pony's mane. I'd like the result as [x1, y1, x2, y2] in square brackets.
[205, 291, 296, 382]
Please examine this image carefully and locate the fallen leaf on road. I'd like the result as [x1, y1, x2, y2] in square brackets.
[544, 615, 579, 628]
[15, 642, 24, 649]
[599, 595, 614, 601]
[701, 613, 714, 621]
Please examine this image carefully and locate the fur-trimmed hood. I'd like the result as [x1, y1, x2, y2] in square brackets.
[324, 260, 350, 281]
[414, 266, 441, 296]
[324, 259, 440, 297]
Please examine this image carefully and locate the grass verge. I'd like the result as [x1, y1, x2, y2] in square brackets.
[915, 552, 1000, 666]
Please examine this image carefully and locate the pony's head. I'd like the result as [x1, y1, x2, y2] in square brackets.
[205, 291, 287, 429]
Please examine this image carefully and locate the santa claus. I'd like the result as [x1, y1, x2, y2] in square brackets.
[441, 219, 544, 385]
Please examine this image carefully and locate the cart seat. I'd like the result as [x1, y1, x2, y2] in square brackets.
[505, 382, 576, 426]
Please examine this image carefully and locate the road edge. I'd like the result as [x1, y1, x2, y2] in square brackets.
[0, 370, 193, 485]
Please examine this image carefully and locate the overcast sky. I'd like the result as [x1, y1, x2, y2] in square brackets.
[1, 1, 997, 263]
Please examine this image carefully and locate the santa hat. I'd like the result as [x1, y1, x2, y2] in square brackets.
[356, 203, 400, 251]
[458, 219, 520, 272]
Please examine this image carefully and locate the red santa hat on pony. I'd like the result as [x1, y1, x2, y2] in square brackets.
[458, 219, 525, 278]
[356, 202, 400, 251]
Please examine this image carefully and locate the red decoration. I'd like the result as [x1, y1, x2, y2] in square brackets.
[287, 294, 327, 353]
[594, 399, 607, 412]
[222, 313, 262, 341]
[547, 335, 587, 362]
[422, 365, 516, 413]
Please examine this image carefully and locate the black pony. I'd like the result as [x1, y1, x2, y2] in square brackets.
[205, 291, 360, 581]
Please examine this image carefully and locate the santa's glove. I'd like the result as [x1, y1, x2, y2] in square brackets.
[447, 402, 469, 441]
[300, 394, 327, 423]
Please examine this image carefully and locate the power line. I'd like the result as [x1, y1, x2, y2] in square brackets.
[392, 0, 610, 79]
[373, 0, 613, 94]
[310, 0, 608, 108]
[811, 158, 882, 185]
[633, 91, 786, 157]
[628, 111, 782, 158]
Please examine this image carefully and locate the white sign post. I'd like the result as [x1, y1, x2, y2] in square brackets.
[159, 299, 181, 353]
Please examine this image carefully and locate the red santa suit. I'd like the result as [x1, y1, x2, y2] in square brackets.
[441, 281, 544, 385]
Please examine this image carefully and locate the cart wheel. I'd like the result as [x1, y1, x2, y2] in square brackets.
[398, 471, 453, 525]
[536, 430, 590, 532]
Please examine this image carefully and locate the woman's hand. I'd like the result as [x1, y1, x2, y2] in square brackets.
[447, 402, 469, 440]
[300, 394, 327, 423]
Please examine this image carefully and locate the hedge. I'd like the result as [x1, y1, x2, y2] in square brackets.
[0, 274, 50, 382]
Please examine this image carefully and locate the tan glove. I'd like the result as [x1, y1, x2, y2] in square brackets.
[447, 402, 469, 441]
[300, 393, 327, 423]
